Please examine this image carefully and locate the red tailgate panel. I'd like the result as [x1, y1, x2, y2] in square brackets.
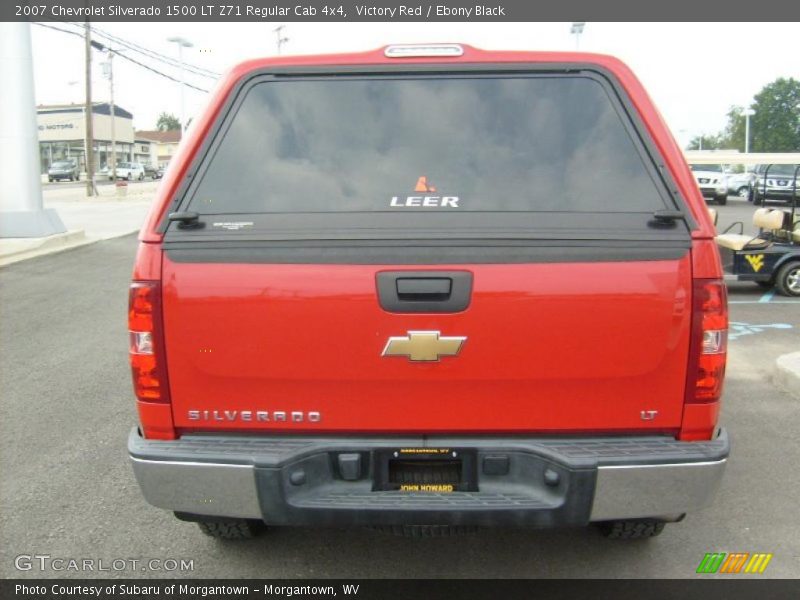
[162, 256, 692, 434]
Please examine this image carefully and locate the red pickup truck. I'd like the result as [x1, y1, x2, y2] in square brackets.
[128, 44, 729, 541]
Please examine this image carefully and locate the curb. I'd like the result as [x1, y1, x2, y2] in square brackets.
[0, 230, 88, 266]
[774, 352, 800, 398]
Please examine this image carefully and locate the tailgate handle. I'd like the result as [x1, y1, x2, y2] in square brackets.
[396, 277, 452, 300]
[377, 271, 473, 314]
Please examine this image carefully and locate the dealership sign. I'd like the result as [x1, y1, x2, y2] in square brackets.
[38, 123, 75, 131]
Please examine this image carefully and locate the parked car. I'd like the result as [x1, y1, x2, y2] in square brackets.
[47, 160, 80, 182]
[752, 164, 800, 205]
[128, 44, 729, 542]
[689, 164, 728, 205]
[114, 162, 146, 181]
[726, 171, 756, 199]
[101, 162, 146, 181]
[143, 164, 162, 180]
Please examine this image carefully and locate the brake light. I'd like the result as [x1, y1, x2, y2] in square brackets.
[686, 279, 728, 404]
[384, 44, 464, 58]
[128, 282, 170, 404]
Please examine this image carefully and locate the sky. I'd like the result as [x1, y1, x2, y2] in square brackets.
[29, 22, 800, 147]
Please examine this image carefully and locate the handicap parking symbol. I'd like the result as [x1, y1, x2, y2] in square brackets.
[728, 322, 793, 341]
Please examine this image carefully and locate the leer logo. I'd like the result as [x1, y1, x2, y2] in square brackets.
[696, 552, 773, 574]
[390, 176, 459, 208]
[744, 254, 765, 272]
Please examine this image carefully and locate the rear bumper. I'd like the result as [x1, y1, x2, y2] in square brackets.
[128, 428, 729, 527]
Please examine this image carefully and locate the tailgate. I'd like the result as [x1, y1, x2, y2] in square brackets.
[162, 256, 692, 432]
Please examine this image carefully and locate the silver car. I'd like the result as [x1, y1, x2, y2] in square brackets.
[689, 164, 728, 205]
[726, 172, 756, 198]
[47, 160, 80, 182]
[752, 164, 800, 205]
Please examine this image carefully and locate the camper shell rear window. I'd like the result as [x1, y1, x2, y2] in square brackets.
[167, 68, 691, 242]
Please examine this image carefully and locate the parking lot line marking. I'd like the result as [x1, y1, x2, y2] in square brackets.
[758, 290, 776, 303]
[729, 300, 800, 304]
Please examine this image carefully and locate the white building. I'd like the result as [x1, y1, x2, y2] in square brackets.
[37, 102, 134, 174]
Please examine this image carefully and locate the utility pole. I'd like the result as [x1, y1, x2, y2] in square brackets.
[0, 22, 66, 237]
[84, 23, 96, 196]
[273, 25, 289, 55]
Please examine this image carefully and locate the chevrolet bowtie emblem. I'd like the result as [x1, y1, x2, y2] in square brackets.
[381, 331, 466, 362]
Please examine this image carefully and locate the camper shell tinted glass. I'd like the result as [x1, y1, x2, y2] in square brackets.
[186, 74, 673, 214]
[167, 69, 691, 244]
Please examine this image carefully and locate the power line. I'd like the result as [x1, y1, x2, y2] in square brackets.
[32, 22, 211, 93]
[93, 25, 218, 76]
[63, 22, 220, 79]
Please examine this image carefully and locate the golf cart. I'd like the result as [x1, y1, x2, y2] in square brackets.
[713, 164, 800, 296]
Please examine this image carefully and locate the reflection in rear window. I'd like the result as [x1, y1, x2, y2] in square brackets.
[188, 76, 665, 214]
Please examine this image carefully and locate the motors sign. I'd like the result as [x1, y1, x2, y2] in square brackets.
[36, 112, 85, 142]
[39, 123, 76, 131]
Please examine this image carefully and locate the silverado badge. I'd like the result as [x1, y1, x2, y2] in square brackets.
[382, 331, 466, 362]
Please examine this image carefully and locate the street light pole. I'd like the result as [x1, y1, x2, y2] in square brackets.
[167, 36, 193, 134]
[273, 25, 289, 55]
[570, 22, 586, 50]
[104, 51, 117, 179]
[743, 108, 755, 154]
[91, 39, 120, 179]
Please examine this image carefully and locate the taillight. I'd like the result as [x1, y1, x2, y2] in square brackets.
[686, 279, 728, 404]
[128, 282, 170, 404]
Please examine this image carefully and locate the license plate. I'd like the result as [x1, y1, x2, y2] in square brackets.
[373, 448, 478, 492]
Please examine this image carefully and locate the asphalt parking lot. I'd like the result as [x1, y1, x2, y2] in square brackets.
[1, 199, 798, 579]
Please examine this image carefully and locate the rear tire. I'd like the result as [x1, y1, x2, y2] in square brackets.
[196, 519, 265, 540]
[775, 262, 800, 297]
[596, 519, 666, 539]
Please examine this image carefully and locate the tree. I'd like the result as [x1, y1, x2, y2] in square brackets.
[686, 133, 724, 151]
[748, 78, 800, 152]
[156, 112, 181, 131]
[720, 106, 746, 151]
[717, 78, 800, 153]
